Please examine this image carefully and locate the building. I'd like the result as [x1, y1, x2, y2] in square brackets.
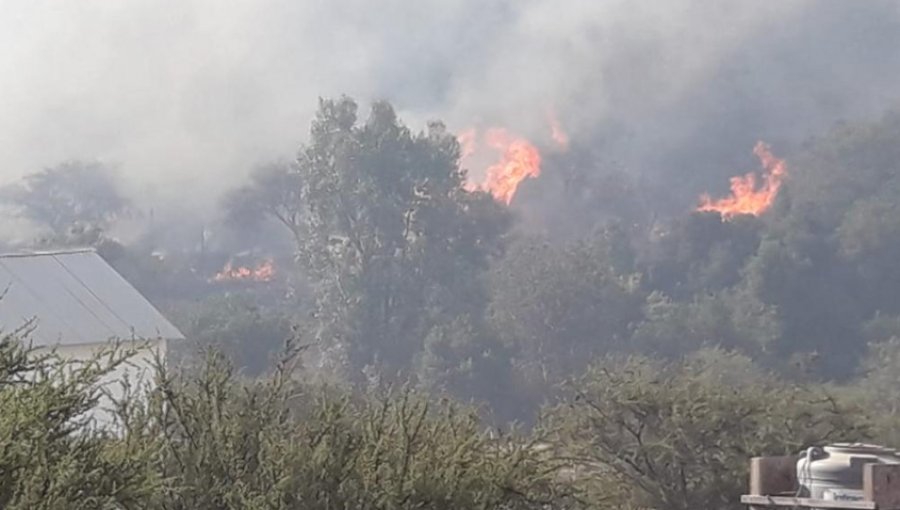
[0, 248, 184, 428]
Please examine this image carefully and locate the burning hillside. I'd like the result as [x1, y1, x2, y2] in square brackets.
[697, 141, 787, 219]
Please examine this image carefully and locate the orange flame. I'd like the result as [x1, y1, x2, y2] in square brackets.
[697, 141, 787, 219]
[213, 258, 275, 282]
[459, 128, 541, 205]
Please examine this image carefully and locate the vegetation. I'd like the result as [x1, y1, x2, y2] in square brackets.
[0, 330, 163, 509]
[0, 331, 890, 510]
[6, 96, 900, 508]
[0, 333, 566, 509]
[546, 350, 869, 510]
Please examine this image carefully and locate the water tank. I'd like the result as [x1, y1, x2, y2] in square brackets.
[796, 443, 900, 501]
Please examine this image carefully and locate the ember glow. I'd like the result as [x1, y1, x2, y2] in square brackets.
[459, 128, 542, 205]
[697, 141, 787, 219]
[213, 259, 275, 282]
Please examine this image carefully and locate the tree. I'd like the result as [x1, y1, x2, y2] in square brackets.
[0, 160, 133, 243]
[488, 236, 643, 387]
[845, 338, 900, 447]
[545, 350, 870, 510]
[837, 189, 900, 316]
[166, 293, 295, 377]
[628, 288, 779, 359]
[782, 111, 900, 232]
[223, 160, 306, 249]
[293, 97, 512, 393]
[739, 111, 900, 377]
[742, 233, 866, 377]
[514, 145, 653, 243]
[638, 211, 763, 299]
[414, 315, 524, 422]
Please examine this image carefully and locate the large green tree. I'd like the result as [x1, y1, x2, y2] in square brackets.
[288, 97, 511, 394]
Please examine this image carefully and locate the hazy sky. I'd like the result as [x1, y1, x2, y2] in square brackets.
[2, 0, 899, 216]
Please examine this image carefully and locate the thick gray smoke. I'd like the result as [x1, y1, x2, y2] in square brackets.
[2, 0, 899, 218]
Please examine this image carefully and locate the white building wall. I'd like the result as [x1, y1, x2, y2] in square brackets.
[34, 339, 166, 430]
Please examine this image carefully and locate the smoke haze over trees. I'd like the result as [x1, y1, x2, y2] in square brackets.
[3, 1, 900, 214]
[5, 1, 900, 508]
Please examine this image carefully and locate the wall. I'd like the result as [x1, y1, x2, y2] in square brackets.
[34, 338, 166, 430]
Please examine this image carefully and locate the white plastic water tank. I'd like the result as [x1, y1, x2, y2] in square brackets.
[796, 443, 900, 501]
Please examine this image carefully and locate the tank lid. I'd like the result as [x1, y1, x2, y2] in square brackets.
[825, 443, 898, 455]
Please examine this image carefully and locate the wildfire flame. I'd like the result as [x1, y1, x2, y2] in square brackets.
[482, 129, 542, 205]
[697, 141, 787, 219]
[213, 258, 275, 282]
[459, 114, 569, 205]
[459, 128, 542, 205]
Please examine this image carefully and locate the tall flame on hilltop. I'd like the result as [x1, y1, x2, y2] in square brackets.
[213, 259, 275, 282]
[697, 141, 787, 219]
[460, 114, 567, 205]
[460, 128, 541, 205]
[482, 129, 542, 205]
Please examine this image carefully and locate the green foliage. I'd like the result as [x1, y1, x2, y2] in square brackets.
[4, 332, 899, 510]
[205, 98, 900, 411]
[489, 236, 643, 386]
[166, 293, 294, 376]
[735, 111, 900, 377]
[0, 330, 570, 510]
[0, 330, 163, 509]
[545, 350, 870, 510]
[415, 315, 524, 422]
[640, 212, 764, 299]
[146, 348, 564, 509]
[18, 98, 900, 510]
[288, 97, 512, 399]
[784, 112, 900, 230]
[629, 288, 779, 359]
[861, 312, 900, 343]
[837, 191, 900, 314]
[847, 339, 900, 446]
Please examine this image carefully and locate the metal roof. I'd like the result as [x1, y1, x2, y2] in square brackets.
[0, 248, 184, 346]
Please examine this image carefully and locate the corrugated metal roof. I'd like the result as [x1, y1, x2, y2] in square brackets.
[0, 248, 184, 346]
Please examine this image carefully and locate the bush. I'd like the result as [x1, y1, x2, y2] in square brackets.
[165, 293, 294, 377]
[0, 329, 163, 509]
[1, 329, 572, 510]
[544, 349, 870, 510]
[143, 347, 566, 509]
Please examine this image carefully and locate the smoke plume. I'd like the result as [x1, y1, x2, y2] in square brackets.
[2, 0, 899, 218]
